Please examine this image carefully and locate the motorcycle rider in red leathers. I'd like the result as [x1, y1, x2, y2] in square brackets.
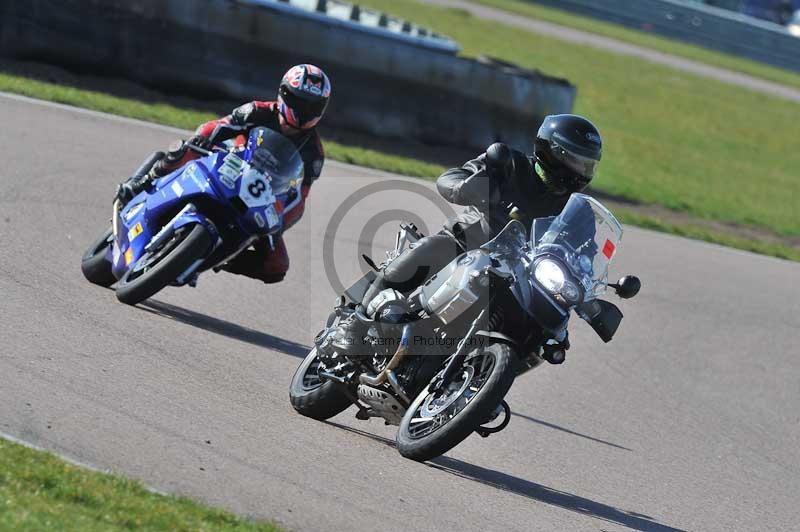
[115, 64, 331, 283]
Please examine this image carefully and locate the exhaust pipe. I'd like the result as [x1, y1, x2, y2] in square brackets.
[359, 324, 411, 387]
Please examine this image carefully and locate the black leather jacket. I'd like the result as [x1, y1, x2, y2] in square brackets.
[437, 148, 571, 249]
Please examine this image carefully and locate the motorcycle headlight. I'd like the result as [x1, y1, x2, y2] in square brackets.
[535, 259, 566, 293]
[560, 280, 581, 303]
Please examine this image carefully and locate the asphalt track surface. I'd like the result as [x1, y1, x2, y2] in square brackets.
[1, 92, 799, 532]
[421, 0, 800, 104]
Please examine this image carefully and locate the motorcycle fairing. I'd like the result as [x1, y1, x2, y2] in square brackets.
[109, 129, 298, 280]
[110, 157, 225, 279]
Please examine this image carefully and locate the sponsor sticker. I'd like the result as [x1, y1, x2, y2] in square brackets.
[124, 248, 134, 266]
[219, 152, 244, 189]
[171, 181, 184, 197]
[253, 211, 266, 228]
[123, 202, 144, 222]
[127, 222, 143, 242]
[265, 204, 280, 228]
[185, 165, 208, 191]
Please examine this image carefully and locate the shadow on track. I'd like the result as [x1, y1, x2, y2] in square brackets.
[325, 422, 683, 532]
[138, 299, 310, 358]
[429, 458, 685, 532]
[512, 412, 633, 452]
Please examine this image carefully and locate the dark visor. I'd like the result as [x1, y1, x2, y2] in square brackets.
[280, 86, 327, 121]
[551, 140, 599, 180]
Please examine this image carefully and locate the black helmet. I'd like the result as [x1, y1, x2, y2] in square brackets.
[534, 114, 602, 194]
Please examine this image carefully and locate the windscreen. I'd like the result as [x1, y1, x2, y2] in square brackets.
[481, 219, 528, 258]
[245, 128, 304, 195]
[532, 193, 622, 298]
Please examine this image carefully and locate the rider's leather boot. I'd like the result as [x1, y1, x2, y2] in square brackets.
[115, 151, 165, 205]
[331, 313, 370, 357]
[542, 336, 570, 364]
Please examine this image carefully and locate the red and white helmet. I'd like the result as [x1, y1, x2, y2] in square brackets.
[278, 64, 331, 130]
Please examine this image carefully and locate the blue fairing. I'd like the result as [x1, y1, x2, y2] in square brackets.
[111, 157, 223, 279]
[110, 128, 304, 281]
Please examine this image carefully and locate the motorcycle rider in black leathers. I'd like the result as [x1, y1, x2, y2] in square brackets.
[356, 114, 604, 363]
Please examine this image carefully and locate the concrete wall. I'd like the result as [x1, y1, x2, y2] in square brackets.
[523, 0, 800, 73]
[0, 0, 576, 153]
[242, 0, 461, 54]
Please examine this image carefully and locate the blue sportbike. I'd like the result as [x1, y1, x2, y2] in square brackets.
[81, 127, 304, 305]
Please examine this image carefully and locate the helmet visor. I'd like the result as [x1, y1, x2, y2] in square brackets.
[279, 86, 327, 123]
[551, 140, 600, 181]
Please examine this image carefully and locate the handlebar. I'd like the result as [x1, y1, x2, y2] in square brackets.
[187, 122, 253, 156]
[185, 143, 215, 156]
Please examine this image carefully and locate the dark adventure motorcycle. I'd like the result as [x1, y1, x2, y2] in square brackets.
[289, 193, 641, 461]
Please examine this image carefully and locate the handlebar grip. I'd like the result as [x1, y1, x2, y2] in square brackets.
[185, 143, 213, 156]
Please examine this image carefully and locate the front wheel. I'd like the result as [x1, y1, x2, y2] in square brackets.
[289, 348, 353, 421]
[81, 228, 116, 287]
[396, 342, 515, 462]
[115, 224, 213, 305]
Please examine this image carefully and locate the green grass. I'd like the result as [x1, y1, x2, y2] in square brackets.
[361, 0, 799, 239]
[472, 0, 800, 92]
[615, 210, 800, 261]
[0, 437, 283, 531]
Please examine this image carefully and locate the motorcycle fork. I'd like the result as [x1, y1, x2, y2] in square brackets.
[430, 306, 490, 393]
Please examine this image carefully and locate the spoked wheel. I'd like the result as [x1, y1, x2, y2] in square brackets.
[396, 342, 515, 461]
[289, 347, 353, 421]
[81, 227, 116, 287]
[115, 224, 212, 305]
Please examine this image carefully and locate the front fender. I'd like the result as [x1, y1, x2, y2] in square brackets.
[173, 210, 219, 240]
[475, 330, 518, 348]
[145, 204, 218, 255]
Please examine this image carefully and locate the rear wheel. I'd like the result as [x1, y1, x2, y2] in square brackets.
[289, 348, 353, 421]
[396, 342, 515, 462]
[115, 224, 212, 305]
[81, 228, 116, 287]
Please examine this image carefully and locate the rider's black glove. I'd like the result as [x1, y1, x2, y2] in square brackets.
[485, 142, 514, 184]
[114, 174, 151, 204]
[484, 142, 513, 204]
[187, 134, 212, 151]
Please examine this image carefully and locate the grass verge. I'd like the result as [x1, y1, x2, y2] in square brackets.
[615, 210, 800, 261]
[471, 0, 800, 91]
[0, 437, 283, 531]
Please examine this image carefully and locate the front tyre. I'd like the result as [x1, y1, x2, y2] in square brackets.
[396, 342, 515, 462]
[81, 228, 116, 287]
[115, 224, 212, 305]
[289, 348, 353, 421]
